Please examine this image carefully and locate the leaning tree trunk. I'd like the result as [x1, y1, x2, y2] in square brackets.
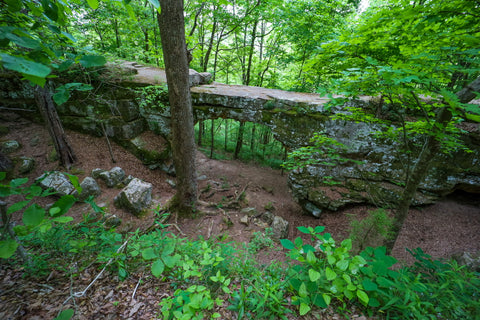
[385, 76, 480, 254]
[158, 0, 198, 215]
[34, 85, 76, 169]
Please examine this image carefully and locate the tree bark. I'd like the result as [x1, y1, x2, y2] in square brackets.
[34, 86, 76, 169]
[234, 121, 245, 160]
[385, 76, 480, 254]
[158, 0, 198, 215]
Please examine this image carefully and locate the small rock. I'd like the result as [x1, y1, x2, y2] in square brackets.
[241, 207, 257, 216]
[0, 153, 13, 173]
[114, 178, 153, 216]
[260, 211, 275, 225]
[99, 167, 126, 188]
[271, 215, 289, 240]
[103, 214, 122, 228]
[304, 201, 322, 218]
[123, 175, 134, 186]
[197, 175, 208, 181]
[91, 168, 106, 179]
[30, 136, 41, 147]
[37, 171, 75, 196]
[18, 156, 35, 174]
[1, 140, 20, 154]
[452, 251, 480, 272]
[166, 179, 176, 188]
[240, 215, 249, 226]
[75, 177, 101, 201]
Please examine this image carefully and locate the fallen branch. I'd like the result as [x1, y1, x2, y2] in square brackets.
[64, 237, 130, 304]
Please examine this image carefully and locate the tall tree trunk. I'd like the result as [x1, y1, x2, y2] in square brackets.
[113, 19, 121, 48]
[197, 120, 204, 146]
[203, 17, 218, 72]
[158, 0, 198, 215]
[224, 119, 229, 151]
[210, 119, 214, 159]
[244, 19, 258, 86]
[34, 86, 77, 169]
[234, 121, 245, 159]
[384, 76, 480, 254]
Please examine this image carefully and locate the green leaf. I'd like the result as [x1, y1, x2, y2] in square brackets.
[280, 238, 294, 250]
[306, 250, 316, 264]
[314, 226, 325, 233]
[362, 279, 378, 291]
[10, 177, 28, 188]
[52, 216, 73, 223]
[298, 282, 308, 298]
[86, 0, 99, 9]
[0, 172, 6, 181]
[23, 204, 45, 226]
[151, 259, 165, 277]
[357, 289, 369, 305]
[79, 55, 106, 68]
[336, 259, 349, 271]
[299, 303, 311, 316]
[163, 253, 180, 268]
[51, 195, 76, 217]
[142, 247, 158, 260]
[308, 269, 321, 282]
[322, 293, 332, 306]
[0, 239, 19, 259]
[7, 200, 30, 214]
[297, 226, 310, 234]
[0, 54, 51, 85]
[53, 309, 74, 320]
[325, 267, 337, 281]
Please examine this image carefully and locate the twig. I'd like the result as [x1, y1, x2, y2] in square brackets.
[100, 122, 116, 163]
[132, 276, 142, 301]
[64, 237, 130, 304]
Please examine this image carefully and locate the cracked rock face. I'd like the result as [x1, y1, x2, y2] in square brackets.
[288, 119, 480, 217]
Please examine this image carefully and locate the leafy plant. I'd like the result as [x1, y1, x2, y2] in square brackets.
[281, 226, 369, 315]
[348, 209, 394, 254]
[248, 228, 275, 254]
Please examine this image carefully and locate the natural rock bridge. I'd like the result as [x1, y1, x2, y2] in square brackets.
[1, 61, 479, 216]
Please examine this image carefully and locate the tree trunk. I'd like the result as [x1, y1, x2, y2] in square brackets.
[34, 86, 76, 169]
[224, 119, 229, 151]
[198, 120, 204, 146]
[158, 0, 198, 215]
[234, 121, 245, 160]
[385, 76, 480, 254]
[210, 119, 214, 159]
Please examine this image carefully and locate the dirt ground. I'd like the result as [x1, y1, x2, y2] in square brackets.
[1, 113, 479, 319]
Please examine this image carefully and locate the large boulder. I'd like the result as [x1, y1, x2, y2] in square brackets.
[74, 177, 101, 201]
[96, 167, 126, 188]
[288, 118, 480, 216]
[114, 178, 153, 216]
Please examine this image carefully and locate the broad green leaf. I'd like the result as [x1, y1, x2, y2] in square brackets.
[23, 204, 45, 226]
[336, 259, 349, 271]
[322, 293, 331, 306]
[86, 0, 99, 10]
[0, 172, 6, 181]
[299, 303, 311, 316]
[51, 195, 76, 217]
[7, 200, 30, 214]
[163, 253, 180, 268]
[10, 177, 28, 188]
[280, 238, 294, 250]
[0, 54, 51, 84]
[325, 267, 337, 281]
[142, 247, 158, 260]
[0, 239, 19, 259]
[362, 279, 378, 291]
[297, 226, 310, 234]
[314, 226, 325, 233]
[151, 259, 164, 277]
[308, 269, 321, 282]
[357, 289, 369, 305]
[53, 309, 74, 320]
[52, 216, 73, 223]
[79, 55, 106, 68]
[306, 250, 316, 264]
[5, 0, 23, 12]
[298, 282, 308, 298]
